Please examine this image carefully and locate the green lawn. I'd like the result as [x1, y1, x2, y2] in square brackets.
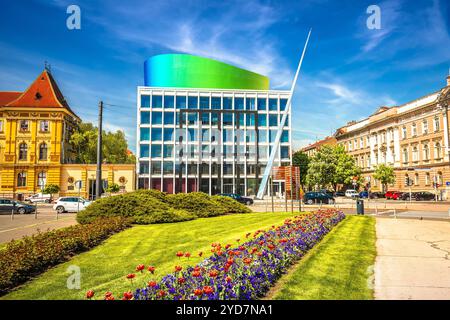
[270, 215, 376, 300]
[3, 211, 301, 300]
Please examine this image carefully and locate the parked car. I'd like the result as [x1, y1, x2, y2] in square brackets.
[319, 190, 334, 197]
[399, 192, 415, 201]
[25, 193, 51, 203]
[53, 197, 92, 213]
[334, 191, 346, 197]
[218, 193, 254, 206]
[385, 191, 403, 200]
[345, 189, 359, 198]
[414, 192, 436, 201]
[303, 192, 335, 205]
[369, 192, 386, 199]
[0, 198, 36, 215]
[359, 191, 369, 198]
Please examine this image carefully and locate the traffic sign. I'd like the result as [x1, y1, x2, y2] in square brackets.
[446, 182, 450, 186]
[74, 180, 82, 190]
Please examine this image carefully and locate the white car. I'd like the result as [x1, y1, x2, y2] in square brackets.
[25, 193, 51, 203]
[53, 197, 92, 213]
[345, 189, 359, 198]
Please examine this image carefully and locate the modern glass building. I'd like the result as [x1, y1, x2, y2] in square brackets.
[137, 54, 292, 196]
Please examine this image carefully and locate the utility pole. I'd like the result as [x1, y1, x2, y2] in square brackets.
[96, 101, 103, 200]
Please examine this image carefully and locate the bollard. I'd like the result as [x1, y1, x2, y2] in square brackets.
[35, 203, 38, 219]
[11, 208, 14, 220]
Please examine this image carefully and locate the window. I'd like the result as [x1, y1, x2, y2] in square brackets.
[360, 137, 363, 148]
[425, 173, 430, 185]
[411, 123, 417, 136]
[163, 145, 173, 158]
[140, 128, 150, 141]
[140, 111, 150, 124]
[280, 99, 288, 111]
[140, 144, 149, 158]
[163, 128, 174, 141]
[152, 112, 163, 125]
[223, 97, 232, 110]
[258, 114, 267, 127]
[0, 120, 3, 132]
[19, 143, 27, 160]
[434, 142, 442, 159]
[269, 130, 277, 143]
[234, 97, 244, 110]
[39, 143, 48, 160]
[164, 112, 174, 125]
[434, 116, 440, 131]
[414, 173, 419, 185]
[17, 171, 27, 187]
[151, 128, 163, 141]
[152, 95, 163, 108]
[403, 148, 408, 163]
[412, 146, 418, 162]
[20, 120, 29, 132]
[422, 120, 428, 134]
[163, 161, 173, 174]
[269, 115, 278, 127]
[268, 98, 277, 111]
[37, 171, 46, 189]
[164, 95, 174, 108]
[281, 146, 290, 159]
[211, 97, 221, 109]
[402, 126, 407, 139]
[151, 144, 162, 157]
[40, 120, 49, 132]
[140, 95, 150, 108]
[281, 130, 289, 143]
[257, 98, 267, 111]
[139, 161, 149, 174]
[176, 96, 187, 109]
[423, 144, 429, 161]
[246, 98, 256, 110]
[188, 96, 198, 109]
[223, 114, 233, 126]
[258, 130, 267, 143]
[200, 96, 210, 109]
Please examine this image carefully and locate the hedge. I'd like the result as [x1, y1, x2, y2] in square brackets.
[0, 217, 130, 296]
[77, 190, 251, 224]
[77, 191, 194, 225]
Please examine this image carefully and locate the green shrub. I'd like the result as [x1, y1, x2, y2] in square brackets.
[165, 192, 227, 217]
[0, 217, 130, 295]
[77, 192, 194, 224]
[211, 195, 252, 213]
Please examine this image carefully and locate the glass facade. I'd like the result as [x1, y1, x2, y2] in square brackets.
[137, 89, 291, 196]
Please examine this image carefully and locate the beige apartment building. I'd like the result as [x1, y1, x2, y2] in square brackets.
[301, 136, 337, 157]
[335, 76, 450, 199]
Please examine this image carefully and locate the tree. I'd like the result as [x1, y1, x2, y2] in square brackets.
[42, 184, 60, 200]
[106, 183, 120, 193]
[292, 150, 310, 188]
[306, 145, 336, 190]
[306, 145, 362, 191]
[70, 122, 135, 164]
[373, 164, 395, 192]
[333, 145, 362, 190]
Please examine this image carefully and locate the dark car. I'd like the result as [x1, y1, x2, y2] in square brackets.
[399, 192, 415, 201]
[334, 191, 345, 197]
[0, 198, 36, 215]
[303, 192, 335, 205]
[414, 192, 436, 201]
[369, 192, 385, 199]
[218, 193, 254, 206]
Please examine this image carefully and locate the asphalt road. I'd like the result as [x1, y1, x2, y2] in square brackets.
[0, 204, 78, 244]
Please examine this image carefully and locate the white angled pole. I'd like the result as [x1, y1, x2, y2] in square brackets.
[256, 29, 312, 199]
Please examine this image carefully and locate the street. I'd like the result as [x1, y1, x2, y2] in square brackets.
[0, 204, 78, 244]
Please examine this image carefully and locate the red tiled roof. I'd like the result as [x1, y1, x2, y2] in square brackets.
[6, 70, 70, 108]
[0, 91, 22, 106]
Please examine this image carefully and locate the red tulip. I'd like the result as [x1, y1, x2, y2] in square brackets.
[148, 266, 156, 274]
[158, 290, 166, 298]
[126, 273, 136, 280]
[184, 252, 191, 258]
[105, 295, 115, 300]
[178, 277, 186, 284]
[243, 258, 252, 265]
[198, 251, 203, 257]
[148, 280, 157, 287]
[194, 288, 203, 296]
[192, 270, 201, 277]
[122, 291, 133, 300]
[174, 265, 182, 272]
[136, 264, 145, 272]
[86, 290, 95, 299]
[203, 286, 214, 295]
[209, 270, 219, 277]
[176, 251, 184, 258]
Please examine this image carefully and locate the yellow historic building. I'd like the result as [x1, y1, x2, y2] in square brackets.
[0, 69, 135, 200]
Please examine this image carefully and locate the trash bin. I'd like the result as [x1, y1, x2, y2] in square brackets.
[356, 199, 364, 215]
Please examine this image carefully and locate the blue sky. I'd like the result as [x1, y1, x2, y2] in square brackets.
[1, 0, 449, 152]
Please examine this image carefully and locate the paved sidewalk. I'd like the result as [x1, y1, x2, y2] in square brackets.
[375, 218, 450, 299]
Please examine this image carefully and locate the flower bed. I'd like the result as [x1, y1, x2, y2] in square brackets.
[0, 217, 131, 295]
[93, 209, 344, 300]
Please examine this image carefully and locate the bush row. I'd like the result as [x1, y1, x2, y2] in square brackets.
[0, 217, 131, 296]
[77, 190, 251, 225]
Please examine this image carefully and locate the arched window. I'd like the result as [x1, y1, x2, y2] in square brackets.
[425, 173, 430, 185]
[411, 123, 417, 136]
[19, 143, 27, 160]
[17, 171, 27, 187]
[412, 146, 418, 162]
[422, 120, 428, 134]
[434, 142, 442, 159]
[39, 143, 48, 160]
[402, 127, 407, 139]
[37, 171, 46, 190]
[414, 173, 419, 185]
[403, 148, 408, 163]
[434, 116, 440, 131]
[437, 172, 443, 185]
[423, 144, 429, 160]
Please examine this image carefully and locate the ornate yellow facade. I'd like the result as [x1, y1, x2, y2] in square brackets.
[0, 69, 136, 199]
